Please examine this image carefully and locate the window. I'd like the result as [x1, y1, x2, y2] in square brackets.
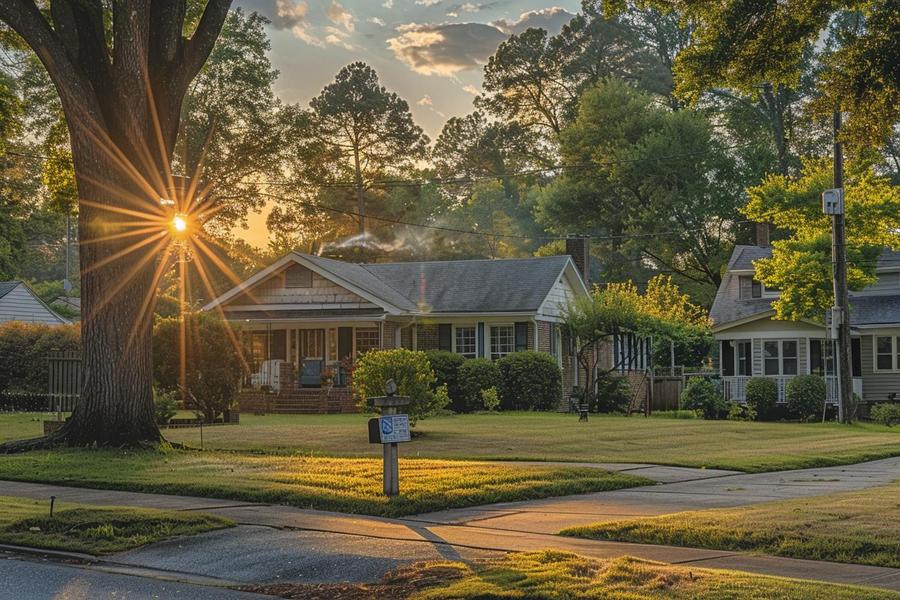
[355, 328, 380, 356]
[284, 265, 312, 288]
[737, 341, 752, 376]
[490, 325, 514, 359]
[300, 329, 323, 359]
[739, 276, 778, 299]
[454, 326, 476, 358]
[875, 336, 900, 371]
[764, 340, 797, 375]
[810, 339, 835, 376]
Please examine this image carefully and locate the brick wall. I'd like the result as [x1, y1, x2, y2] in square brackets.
[417, 324, 440, 350]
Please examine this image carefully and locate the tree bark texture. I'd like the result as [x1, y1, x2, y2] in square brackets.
[0, 0, 232, 448]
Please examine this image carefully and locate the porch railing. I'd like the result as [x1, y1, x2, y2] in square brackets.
[723, 374, 858, 405]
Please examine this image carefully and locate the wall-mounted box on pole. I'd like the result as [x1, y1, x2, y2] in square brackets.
[367, 379, 410, 497]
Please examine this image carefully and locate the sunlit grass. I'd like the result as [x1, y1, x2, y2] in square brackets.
[0, 449, 648, 517]
[243, 551, 900, 600]
[562, 482, 900, 568]
[0, 495, 231, 555]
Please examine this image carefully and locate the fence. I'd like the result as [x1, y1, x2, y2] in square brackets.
[648, 368, 718, 412]
[47, 351, 81, 415]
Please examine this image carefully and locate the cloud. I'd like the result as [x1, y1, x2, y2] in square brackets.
[382, 0, 393, 7]
[368, 16, 386, 26]
[417, 95, 433, 106]
[462, 83, 480, 95]
[415, 0, 444, 5]
[271, 0, 308, 28]
[327, 1, 354, 32]
[493, 7, 574, 35]
[387, 22, 506, 76]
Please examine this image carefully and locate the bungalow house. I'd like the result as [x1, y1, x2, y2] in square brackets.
[710, 244, 900, 408]
[203, 238, 653, 413]
[0, 281, 70, 326]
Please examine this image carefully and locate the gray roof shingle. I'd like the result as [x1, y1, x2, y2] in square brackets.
[849, 295, 900, 326]
[0, 281, 21, 300]
[361, 255, 572, 313]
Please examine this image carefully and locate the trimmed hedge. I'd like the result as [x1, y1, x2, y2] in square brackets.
[679, 377, 726, 419]
[497, 351, 562, 411]
[785, 375, 826, 422]
[870, 403, 900, 426]
[458, 358, 501, 412]
[745, 377, 779, 421]
[424, 350, 465, 411]
[0, 321, 81, 393]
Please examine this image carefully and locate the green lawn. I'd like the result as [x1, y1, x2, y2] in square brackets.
[0, 495, 231, 555]
[242, 551, 900, 600]
[562, 482, 900, 568]
[165, 412, 899, 472]
[0, 448, 647, 517]
[4, 411, 898, 472]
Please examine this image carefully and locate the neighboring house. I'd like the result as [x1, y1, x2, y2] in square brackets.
[51, 296, 81, 320]
[0, 281, 70, 326]
[203, 238, 651, 412]
[710, 245, 900, 407]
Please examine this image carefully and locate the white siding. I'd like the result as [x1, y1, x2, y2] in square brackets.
[0, 285, 68, 325]
[537, 274, 578, 321]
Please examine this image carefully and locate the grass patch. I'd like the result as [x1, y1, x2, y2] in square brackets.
[242, 551, 900, 599]
[0, 448, 648, 517]
[0, 495, 231, 555]
[562, 481, 900, 568]
[4, 411, 898, 472]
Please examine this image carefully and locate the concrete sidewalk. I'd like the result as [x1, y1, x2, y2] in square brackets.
[1, 457, 899, 592]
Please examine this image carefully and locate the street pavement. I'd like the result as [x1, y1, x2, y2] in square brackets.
[1, 456, 899, 597]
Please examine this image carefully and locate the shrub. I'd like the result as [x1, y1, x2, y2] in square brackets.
[679, 377, 726, 419]
[153, 313, 246, 423]
[481, 387, 500, 412]
[153, 388, 178, 425]
[785, 374, 826, 422]
[726, 401, 757, 421]
[496, 351, 562, 411]
[424, 350, 465, 411]
[352, 348, 448, 424]
[0, 321, 81, 393]
[745, 377, 779, 421]
[592, 375, 631, 413]
[458, 358, 501, 412]
[870, 403, 900, 426]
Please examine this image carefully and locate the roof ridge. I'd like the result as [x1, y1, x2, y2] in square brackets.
[362, 255, 568, 268]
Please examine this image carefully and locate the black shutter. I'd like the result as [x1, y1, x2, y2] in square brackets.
[438, 324, 452, 351]
[515, 322, 528, 352]
[721, 341, 735, 376]
[851, 338, 862, 377]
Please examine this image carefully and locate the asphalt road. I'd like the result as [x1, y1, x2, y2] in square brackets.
[0, 553, 270, 600]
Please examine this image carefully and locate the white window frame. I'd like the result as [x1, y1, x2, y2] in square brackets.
[873, 335, 900, 372]
[452, 324, 477, 359]
[763, 339, 798, 376]
[354, 327, 380, 356]
[488, 324, 515, 360]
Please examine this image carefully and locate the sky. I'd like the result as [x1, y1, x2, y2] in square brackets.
[232, 0, 581, 247]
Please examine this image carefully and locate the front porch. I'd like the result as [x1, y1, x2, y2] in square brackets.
[722, 374, 864, 404]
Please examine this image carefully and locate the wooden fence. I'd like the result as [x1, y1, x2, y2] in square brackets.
[47, 351, 81, 414]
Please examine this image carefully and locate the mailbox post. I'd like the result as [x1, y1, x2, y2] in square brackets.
[367, 380, 410, 497]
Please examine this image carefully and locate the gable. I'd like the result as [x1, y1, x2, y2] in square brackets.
[537, 267, 583, 321]
[223, 265, 374, 309]
[0, 283, 68, 325]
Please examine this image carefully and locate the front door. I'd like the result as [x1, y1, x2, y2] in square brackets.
[299, 329, 325, 362]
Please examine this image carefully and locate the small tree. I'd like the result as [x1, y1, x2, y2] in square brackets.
[679, 378, 726, 419]
[786, 375, 826, 422]
[496, 351, 562, 411]
[153, 313, 246, 423]
[746, 377, 779, 421]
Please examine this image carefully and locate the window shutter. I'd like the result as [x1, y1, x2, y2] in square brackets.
[477, 322, 485, 358]
[438, 324, 452, 352]
[549, 323, 557, 355]
[515, 322, 528, 351]
[721, 341, 735, 376]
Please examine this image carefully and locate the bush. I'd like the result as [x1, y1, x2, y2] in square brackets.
[870, 403, 900, 426]
[0, 322, 81, 393]
[424, 350, 465, 411]
[726, 401, 757, 421]
[785, 374, 826, 422]
[679, 377, 726, 419]
[153, 388, 178, 425]
[481, 387, 500, 412]
[458, 358, 501, 412]
[352, 348, 448, 424]
[496, 351, 562, 411]
[592, 375, 631, 413]
[745, 377, 779, 421]
[153, 313, 246, 423]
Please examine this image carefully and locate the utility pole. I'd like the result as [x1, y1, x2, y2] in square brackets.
[827, 105, 852, 423]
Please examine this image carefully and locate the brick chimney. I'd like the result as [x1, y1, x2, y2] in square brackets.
[565, 235, 590, 284]
[756, 222, 770, 247]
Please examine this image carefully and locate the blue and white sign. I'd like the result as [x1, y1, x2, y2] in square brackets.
[379, 415, 410, 443]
